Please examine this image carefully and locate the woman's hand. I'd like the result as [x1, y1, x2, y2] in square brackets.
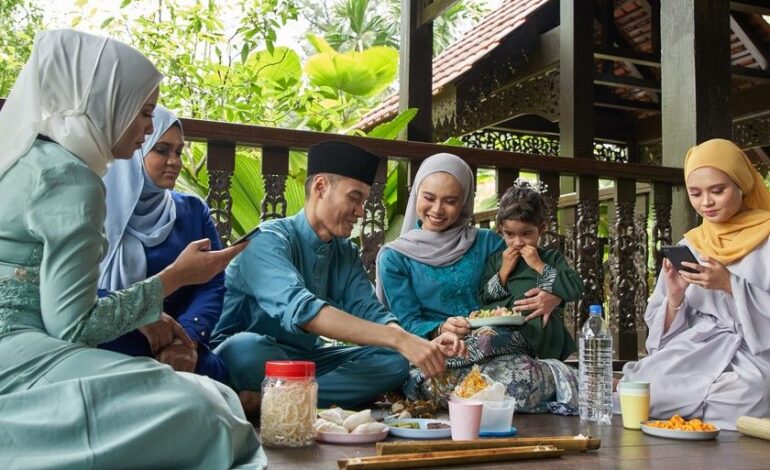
[518, 245, 546, 274]
[139, 313, 194, 354]
[513, 287, 562, 326]
[662, 258, 689, 308]
[678, 256, 732, 294]
[498, 247, 520, 284]
[160, 239, 248, 295]
[156, 339, 198, 373]
[438, 316, 471, 338]
[432, 332, 467, 359]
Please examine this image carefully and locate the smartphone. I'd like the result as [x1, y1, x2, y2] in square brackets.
[231, 226, 259, 246]
[661, 245, 699, 273]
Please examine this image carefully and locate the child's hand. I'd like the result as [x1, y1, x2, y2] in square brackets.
[498, 247, 520, 284]
[519, 245, 546, 274]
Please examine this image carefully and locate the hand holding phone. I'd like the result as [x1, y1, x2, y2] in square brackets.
[232, 226, 259, 246]
[661, 245, 699, 273]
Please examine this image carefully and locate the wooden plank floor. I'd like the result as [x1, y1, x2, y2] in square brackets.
[262, 413, 770, 469]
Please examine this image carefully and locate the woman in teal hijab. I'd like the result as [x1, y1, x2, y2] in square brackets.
[0, 29, 265, 469]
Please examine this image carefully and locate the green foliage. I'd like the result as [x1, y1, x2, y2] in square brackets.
[2, 0, 481, 240]
[298, 0, 491, 55]
[0, 0, 43, 97]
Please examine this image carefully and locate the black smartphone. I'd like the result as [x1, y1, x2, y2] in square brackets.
[661, 245, 699, 273]
[231, 226, 259, 246]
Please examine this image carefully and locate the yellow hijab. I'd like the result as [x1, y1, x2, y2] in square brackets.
[683, 138, 770, 264]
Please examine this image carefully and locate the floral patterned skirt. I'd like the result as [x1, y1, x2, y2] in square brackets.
[403, 326, 579, 415]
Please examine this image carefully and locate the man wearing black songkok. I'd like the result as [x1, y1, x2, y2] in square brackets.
[212, 141, 465, 416]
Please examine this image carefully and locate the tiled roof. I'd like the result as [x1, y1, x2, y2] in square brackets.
[356, 0, 550, 130]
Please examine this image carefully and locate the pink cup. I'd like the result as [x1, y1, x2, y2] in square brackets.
[448, 400, 483, 441]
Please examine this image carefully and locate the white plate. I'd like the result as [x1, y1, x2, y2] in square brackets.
[640, 422, 720, 440]
[469, 316, 526, 328]
[315, 429, 389, 445]
[384, 419, 452, 439]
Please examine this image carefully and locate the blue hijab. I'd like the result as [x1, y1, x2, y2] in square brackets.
[98, 105, 179, 291]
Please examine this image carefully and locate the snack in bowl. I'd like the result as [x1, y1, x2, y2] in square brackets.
[645, 414, 717, 432]
[454, 366, 489, 399]
[314, 408, 388, 435]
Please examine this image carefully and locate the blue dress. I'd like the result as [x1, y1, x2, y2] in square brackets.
[100, 192, 227, 381]
[377, 229, 504, 337]
[0, 140, 265, 469]
[212, 210, 409, 408]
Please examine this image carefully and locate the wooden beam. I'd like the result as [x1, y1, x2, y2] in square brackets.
[731, 12, 769, 70]
[732, 81, 770, 116]
[594, 92, 661, 112]
[594, 73, 661, 92]
[594, 46, 661, 67]
[399, 0, 433, 142]
[417, 0, 462, 27]
[730, 0, 770, 16]
[732, 65, 770, 81]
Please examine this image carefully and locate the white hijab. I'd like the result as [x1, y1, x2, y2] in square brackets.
[0, 29, 162, 178]
[376, 153, 478, 303]
[98, 106, 179, 291]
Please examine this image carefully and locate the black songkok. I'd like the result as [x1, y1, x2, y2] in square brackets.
[307, 140, 382, 186]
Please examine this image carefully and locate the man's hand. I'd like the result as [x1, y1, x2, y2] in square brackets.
[513, 288, 562, 326]
[432, 331, 467, 359]
[498, 247, 520, 284]
[139, 313, 194, 354]
[156, 339, 198, 373]
[396, 332, 450, 378]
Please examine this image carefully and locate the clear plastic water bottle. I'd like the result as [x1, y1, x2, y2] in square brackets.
[579, 304, 613, 425]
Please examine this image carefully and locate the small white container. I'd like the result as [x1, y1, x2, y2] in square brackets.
[479, 398, 515, 432]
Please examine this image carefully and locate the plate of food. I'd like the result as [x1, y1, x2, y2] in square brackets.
[314, 408, 390, 445]
[641, 415, 720, 441]
[468, 307, 525, 328]
[384, 418, 452, 439]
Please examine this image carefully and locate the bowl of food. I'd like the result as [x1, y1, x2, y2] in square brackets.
[641, 415, 719, 440]
[468, 307, 525, 328]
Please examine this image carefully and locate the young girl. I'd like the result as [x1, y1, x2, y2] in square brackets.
[479, 179, 583, 361]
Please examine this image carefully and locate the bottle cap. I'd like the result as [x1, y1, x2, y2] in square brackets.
[265, 360, 316, 378]
[588, 304, 603, 315]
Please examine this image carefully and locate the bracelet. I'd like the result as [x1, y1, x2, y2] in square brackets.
[668, 300, 684, 311]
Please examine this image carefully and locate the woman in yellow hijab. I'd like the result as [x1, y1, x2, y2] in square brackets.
[621, 138, 770, 431]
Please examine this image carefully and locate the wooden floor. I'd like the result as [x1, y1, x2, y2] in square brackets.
[263, 413, 770, 469]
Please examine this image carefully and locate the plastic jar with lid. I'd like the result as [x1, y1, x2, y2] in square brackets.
[260, 360, 318, 447]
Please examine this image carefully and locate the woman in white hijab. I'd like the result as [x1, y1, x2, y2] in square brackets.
[0, 30, 266, 469]
[98, 106, 228, 382]
[377, 154, 578, 414]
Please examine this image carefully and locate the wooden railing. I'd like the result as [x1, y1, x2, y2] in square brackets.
[179, 116, 682, 362]
[0, 100, 683, 360]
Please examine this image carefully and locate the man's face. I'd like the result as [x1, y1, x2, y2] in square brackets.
[316, 176, 371, 238]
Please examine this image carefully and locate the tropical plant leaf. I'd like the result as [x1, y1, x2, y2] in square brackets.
[366, 108, 417, 139]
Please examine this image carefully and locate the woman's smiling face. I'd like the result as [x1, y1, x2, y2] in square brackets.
[416, 171, 464, 232]
[686, 166, 744, 223]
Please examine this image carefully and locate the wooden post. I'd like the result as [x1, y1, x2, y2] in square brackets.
[399, 0, 433, 143]
[661, 0, 731, 240]
[560, 0, 600, 330]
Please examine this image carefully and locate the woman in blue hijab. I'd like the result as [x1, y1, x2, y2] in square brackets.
[98, 105, 227, 381]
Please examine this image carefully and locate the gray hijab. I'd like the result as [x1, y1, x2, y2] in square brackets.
[376, 153, 478, 303]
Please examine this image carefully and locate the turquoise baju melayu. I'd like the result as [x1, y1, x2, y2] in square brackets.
[211, 210, 409, 408]
[0, 140, 266, 469]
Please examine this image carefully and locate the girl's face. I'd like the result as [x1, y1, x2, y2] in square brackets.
[686, 167, 744, 223]
[112, 88, 159, 159]
[143, 125, 184, 189]
[499, 219, 543, 250]
[416, 171, 464, 232]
